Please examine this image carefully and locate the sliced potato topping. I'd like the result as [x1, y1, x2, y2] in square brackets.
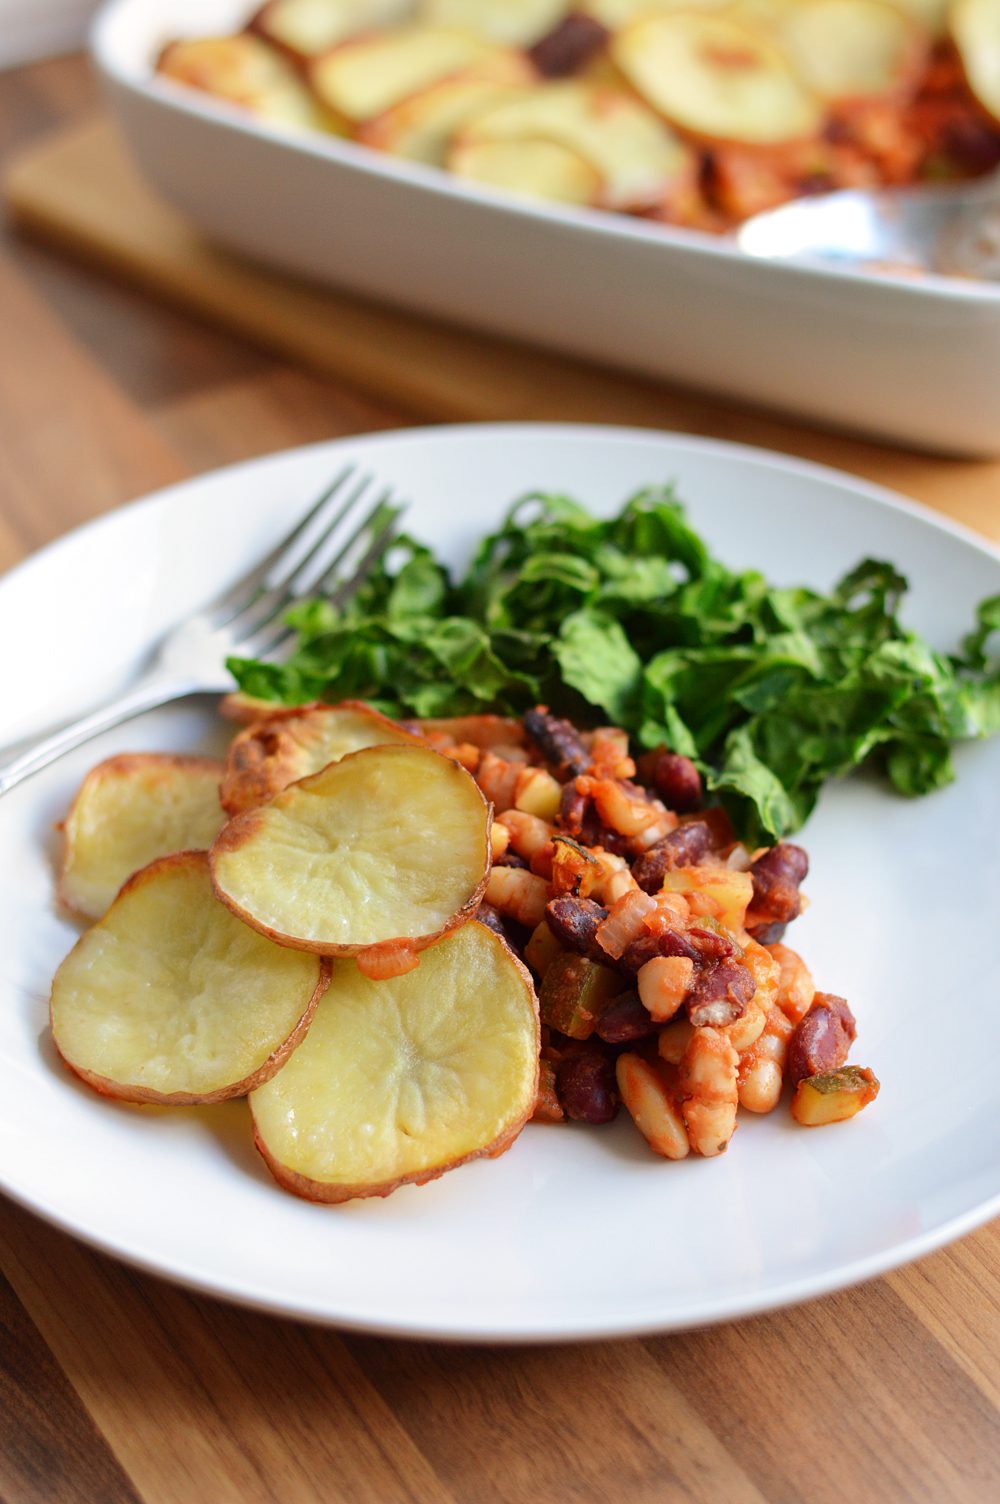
[359, 71, 533, 164]
[310, 25, 504, 122]
[51, 852, 327, 1105]
[59, 753, 226, 921]
[952, 0, 1000, 129]
[250, 0, 412, 59]
[419, 0, 571, 49]
[586, 0, 729, 24]
[612, 12, 824, 145]
[460, 80, 695, 209]
[250, 920, 539, 1202]
[158, 35, 333, 130]
[211, 744, 491, 953]
[449, 135, 602, 202]
[220, 700, 421, 815]
[780, 0, 925, 104]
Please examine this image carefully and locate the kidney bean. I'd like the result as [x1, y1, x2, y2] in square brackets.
[631, 819, 714, 893]
[558, 779, 589, 834]
[620, 928, 700, 973]
[545, 894, 608, 955]
[749, 843, 809, 924]
[557, 1051, 619, 1124]
[686, 957, 756, 1028]
[595, 990, 657, 1044]
[529, 13, 608, 77]
[523, 708, 589, 776]
[746, 919, 787, 945]
[649, 751, 703, 812]
[493, 850, 530, 869]
[687, 926, 736, 962]
[476, 902, 507, 938]
[787, 993, 857, 1086]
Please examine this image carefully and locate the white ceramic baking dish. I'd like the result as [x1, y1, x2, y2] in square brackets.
[92, 0, 1000, 455]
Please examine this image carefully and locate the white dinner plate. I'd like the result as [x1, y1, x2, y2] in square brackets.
[1, 423, 998, 1342]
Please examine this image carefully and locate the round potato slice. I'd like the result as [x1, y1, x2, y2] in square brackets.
[359, 73, 533, 164]
[211, 744, 492, 954]
[780, 0, 926, 104]
[249, 0, 412, 61]
[952, 0, 1000, 128]
[59, 753, 226, 921]
[221, 700, 422, 815]
[250, 920, 540, 1202]
[460, 80, 696, 210]
[420, 0, 571, 48]
[51, 852, 328, 1105]
[449, 135, 602, 202]
[612, 12, 824, 145]
[309, 25, 503, 123]
[157, 35, 333, 131]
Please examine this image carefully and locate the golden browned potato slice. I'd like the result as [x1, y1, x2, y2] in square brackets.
[779, 0, 926, 104]
[420, 0, 571, 48]
[448, 135, 602, 202]
[952, 0, 1000, 127]
[221, 700, 421, 815]
[585, 0, 729, 23]
[157, 35, 335, 131]
[612, 12, 824, 145]
[460, 80, 696, 210]
[211, 744, 491, 955]
[310, 25, 504, 123]
[894, 0, 948, 37]
[413, 713, 527, 749]
[59, 753, 226, 921]
[51, 852, 328, 1105]
[359, 70, 533, 164]
[219, 691, 305, 724]
[250, 920, 539, 1202]
[249, 0, 411, 61]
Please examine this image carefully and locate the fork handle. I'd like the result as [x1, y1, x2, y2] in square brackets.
[0, 676, 204, 798]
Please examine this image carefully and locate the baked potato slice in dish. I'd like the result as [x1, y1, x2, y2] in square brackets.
[250, 920, 539, 1202]
[779, 0, 927, 104]
[460, 80, 696, 210]
[249, 0, 411, 60]
[211, 744, 491, 955]
[59, 753, 226, 921]
[359, 68, 533, 164]
[419, 0, 571, 48]
[157, 34, 335, 131]
[51, 852, 328, 1105]
[221, 700, 421, 815]
[951, 0, 1000, 128]
[449, 135, 602, 202]
[612, 12, 823, 145]
[309, 25, 507, 123]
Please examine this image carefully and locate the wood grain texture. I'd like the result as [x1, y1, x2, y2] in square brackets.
[0, 53, 998, 1504]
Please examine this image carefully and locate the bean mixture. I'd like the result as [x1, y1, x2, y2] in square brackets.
[422, 708, 879, 1158]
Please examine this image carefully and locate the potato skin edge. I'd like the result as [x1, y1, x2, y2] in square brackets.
[210, 744, 493, 957]
[57, 754, 226, 923]
[50, 850, 331, 1105]
[250, 921, 540, 1203]
[220, 700, 424, 816]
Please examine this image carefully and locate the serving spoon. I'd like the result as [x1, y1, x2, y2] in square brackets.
[736, 170, 1000, 281]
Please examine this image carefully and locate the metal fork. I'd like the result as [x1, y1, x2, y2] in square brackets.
[0, 467, 404, 797]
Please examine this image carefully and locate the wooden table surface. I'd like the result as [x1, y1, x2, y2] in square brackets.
[1, 53, 999, 1504]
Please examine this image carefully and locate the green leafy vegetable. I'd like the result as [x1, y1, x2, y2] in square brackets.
[228, 486, 1000, 844]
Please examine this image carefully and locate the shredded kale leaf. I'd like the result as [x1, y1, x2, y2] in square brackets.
[228, 487, 1000, 844]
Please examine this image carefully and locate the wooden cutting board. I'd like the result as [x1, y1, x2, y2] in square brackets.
[6, 115, 1000, 534]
